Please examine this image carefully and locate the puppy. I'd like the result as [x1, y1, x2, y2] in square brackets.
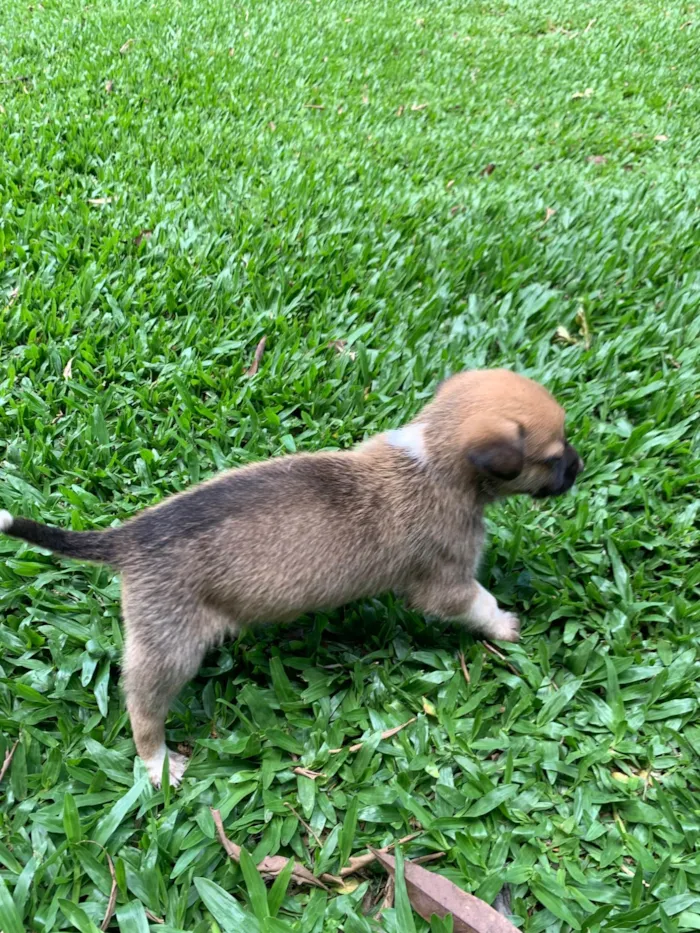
[0, 369, 583, 785]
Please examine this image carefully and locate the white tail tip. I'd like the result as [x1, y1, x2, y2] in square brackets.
[0, 510, 14, 533]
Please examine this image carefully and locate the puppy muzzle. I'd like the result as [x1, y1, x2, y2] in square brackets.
[533, 443, 584, 498]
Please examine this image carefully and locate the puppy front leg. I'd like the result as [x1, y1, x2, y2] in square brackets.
[408, 580, 520, 643]
[459, 581, 520, 642]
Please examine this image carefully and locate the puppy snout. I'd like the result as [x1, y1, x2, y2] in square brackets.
[564, 443, 583, 477]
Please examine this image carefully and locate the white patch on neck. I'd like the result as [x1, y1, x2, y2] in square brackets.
[386, 423, 428, 464]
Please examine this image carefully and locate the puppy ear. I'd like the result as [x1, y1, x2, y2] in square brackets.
[466, 420, 524, 480]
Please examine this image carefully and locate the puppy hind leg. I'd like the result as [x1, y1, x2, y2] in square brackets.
[122, 632, 206, 787]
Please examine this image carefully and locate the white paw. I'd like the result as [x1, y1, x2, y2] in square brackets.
[490, 612, 520, 643]
[143, 745, 189, 787]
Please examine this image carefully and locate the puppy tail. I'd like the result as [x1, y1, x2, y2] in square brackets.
[0, 510, 121, 565]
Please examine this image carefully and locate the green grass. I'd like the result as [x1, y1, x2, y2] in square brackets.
[1, 0, 700, 929]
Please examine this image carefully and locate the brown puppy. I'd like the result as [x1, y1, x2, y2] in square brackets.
[0, 369, 583, 785]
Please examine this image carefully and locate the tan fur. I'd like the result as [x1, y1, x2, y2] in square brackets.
[1, 369, 583, 785]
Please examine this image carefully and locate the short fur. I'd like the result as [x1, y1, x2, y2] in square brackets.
[1, 369, 583, 785]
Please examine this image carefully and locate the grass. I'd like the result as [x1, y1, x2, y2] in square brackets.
[1, 0, 700, 929]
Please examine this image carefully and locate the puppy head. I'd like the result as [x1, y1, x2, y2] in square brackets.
[428, 369, 583, 499]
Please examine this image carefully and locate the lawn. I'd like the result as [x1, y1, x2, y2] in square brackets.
[1, 0, 700, 929]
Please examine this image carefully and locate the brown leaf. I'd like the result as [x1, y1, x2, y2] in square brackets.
[104, 80, 114, 93]
[211, 809, 328, 890]
[446, 178, 455, 189]
[370, 849, 519, 933]
[329, 716, 416, 754]
[119, 38, 133, 55]
[411, 102, 429, 111]
[481, 163, 496, 176]
[87, 196, 115, 205]
[376, 875, 395, 919]
[396, 105, 405, 116]
[134, 229, 152, 246]
[245, 335, 267, 376]
[482, 641, 518, 675]
[63, 357, 73, 380]
[0, 739, 19, 783]
[544, 207, 556, 223]
[293, 767, 326, 780]
[228, 47, 235, 55]
[587, 155, 607, 164]
[458, 650, 471, 684]
[77, 841, 117, 932]
[575, 307, 591, 349]
[336, 832, 421, 878]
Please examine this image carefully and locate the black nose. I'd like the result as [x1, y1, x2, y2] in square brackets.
[564, 444, 583, 479]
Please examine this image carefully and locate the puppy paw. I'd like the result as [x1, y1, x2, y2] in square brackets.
[143, 746, 189, 787]
[490, 611, 520, 643]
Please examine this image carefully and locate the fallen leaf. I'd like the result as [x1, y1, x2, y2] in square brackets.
[119, 38, 133, 55]
[211, 809, 328, 889]
[376, 875, 394, 919]
[482, 641, 518, 675]
[587, 155, 607, 164]
[575, 306, 591, 349]
[329, 717, 416, 754]
[446, 178, 455, 189]
[481, 163, 496, 176]
[305, 103, 324, 109]
[134, 229, 152, 245]
[63, 357, 73, 380]
[571, 87, 594, 99]
[335, 833, 421, 878]
[654, 134, 669, 141]
[680, 20, 693, 29]
[334, 878, 361, 895]
[584, 17, 596, 32]
[416, 17, 425, 26]
[268, 121, 276, 131]
[228, 47, 235, 55]
[458, 651, 471, 684]
[554, 325, 577, 346]
[284, 802, 323, 846]
[370, 849, 519, 933]
[422, 697, 437, 717]
[87, 196, 115, 205]
[412, 852, 446, 866]
[362, 94, 369, 104]
[0, 739, 19, 783]
[293, 767, 326, 780]
[411, 102, 429, 111]
[104, 80, 113, 93]
[245, 335, 267, 376]
[544, 207, 556, 223]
